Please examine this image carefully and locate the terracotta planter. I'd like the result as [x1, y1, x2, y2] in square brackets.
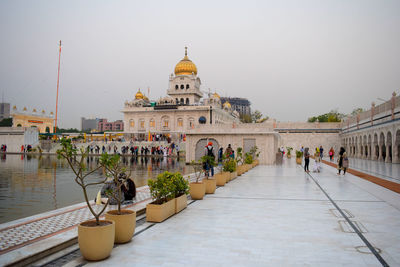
[105, 210, 136, 244]
[190, 182, 205, 200]
[215, 173, 226, 186]
[223, 171, 231, 182]
[175, 194, 187, 213]
[204, 178, 216, 194]
[146, 198, 175, 222]
[296, 157, 302, 165]
[230, 171, 237, 180]
[78, 220, 115, 261]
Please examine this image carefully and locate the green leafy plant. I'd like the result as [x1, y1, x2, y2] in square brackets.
[170, 172, 189, 197]
[148, 172, 175, 205]
[249, 146, 260, 159]
[296, 150, 303, 158]
[100, 153, 131, 214]
[286, 147, 293, 156]
[223, 158, 237, 173]
[236, 147, 243, 165]
[57, 138, 109, 225]
[190, 160, 204, 183]
[244, 152, 253, 164]
[201, 155, 216, 179]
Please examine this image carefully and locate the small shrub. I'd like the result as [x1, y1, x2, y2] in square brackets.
[296, 150, 303, 158]
[223, 158, 237, 173]
[148, 172, 175, 205]
[244, 152, 253, 164]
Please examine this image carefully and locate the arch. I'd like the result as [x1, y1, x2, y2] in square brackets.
[186, 98, 189, 105]
[374, 133, 379, 159]
[186, 84, 190, 89]
[180, 98, 184, 104]
[194, 138, 220, 161]
[188, 117, 195, 129]
[17, 124, 22, 127]
[368, 134, 372, 159]
[180, 84, 184, 89]
[161, 115, 170, 129]
[176, 98, 179, 104]
[45, 126, 50, 133]
[175, 85, 179, 90]
[129, 119, 135, 129]
[379, 132, 386, 160]
[149, 118, 155, 128]
[177, 118, 183, 127]
[395, 129, 400, 162]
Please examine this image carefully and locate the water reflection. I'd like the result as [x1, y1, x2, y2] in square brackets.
[0, 154, 192, 224]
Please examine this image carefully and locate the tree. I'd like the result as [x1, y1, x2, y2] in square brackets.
[307, 110, 344, 122]
[0, 118, 13, 127]
[351, 108, 364, 116]
[239, 114, 252, 123]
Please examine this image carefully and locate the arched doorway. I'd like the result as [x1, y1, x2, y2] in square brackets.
[374, 133, 379, 159]
[195, 138, 220, 161]
[395, 130, 400, 163]
[368, 135, 372, 159]
[363, 135, 368, 158]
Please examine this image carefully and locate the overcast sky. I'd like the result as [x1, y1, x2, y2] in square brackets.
[1, 0, 399, 129]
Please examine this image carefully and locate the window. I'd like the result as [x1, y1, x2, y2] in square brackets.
[180, 84, 184, 89]
[140, 120, 145, 129]
[149, 119, 155, 127]
[176, 98, 179, 104]
[186, 84, 190, 89]
[163, 120, 169, 127]
[130, 120, 135, 127]
[177, 118, 183, 127]
[186, 98, 189, 105]
[180, 98, 184, 104]
[175, 85, 178, 90]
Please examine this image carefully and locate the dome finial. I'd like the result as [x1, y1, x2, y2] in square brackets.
[185, 46, 187, 56]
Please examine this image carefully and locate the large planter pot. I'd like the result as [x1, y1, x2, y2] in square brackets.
[287, 154, 291, 158]
[215, 173, 226, 186]
[190, 182, 206, 200]
[204, 178, 216, 194]
[296, 157, 302, 165]
[175, 194, 187, 213]
[254, 159, 259, 166]
[230, 171, 237, 180]
[223, 171, 231, 183]
[105, 209, 136, 244]
[146, 198, 175, 222]
[237, 165, 246, 175]
[244, 164, 251, 171]
[78, 220, 115, 261]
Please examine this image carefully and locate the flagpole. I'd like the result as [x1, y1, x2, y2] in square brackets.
[54, 40, 62, 133]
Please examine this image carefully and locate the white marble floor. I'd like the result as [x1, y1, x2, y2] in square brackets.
[85, 160, 400, 267]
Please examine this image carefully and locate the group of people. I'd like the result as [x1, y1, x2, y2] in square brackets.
[20, 145, 32, 153]
[302, 146, 349, 175]
[86, 143, 180, 157]
[202, 143, 235, 178]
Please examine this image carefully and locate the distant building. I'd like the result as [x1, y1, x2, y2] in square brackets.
[220, 97, 251, 116]
[98, 119, 124, 132]
[81, 117, 99, 132]
[11, 106, 54, 133]
[0, 103, 10, 119]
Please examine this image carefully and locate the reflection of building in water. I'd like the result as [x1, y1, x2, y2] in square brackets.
[123, 48, 239, 140]
[11, 106, 54, 133]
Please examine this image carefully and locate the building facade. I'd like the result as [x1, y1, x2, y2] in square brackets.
[11, 106, 54, 133]
[220, 97, 251, 116]
[81, 117, 99, 132]
[122, 48, 239, 140]
[98, 119, 124, 132]
[0, 103, 10, 119]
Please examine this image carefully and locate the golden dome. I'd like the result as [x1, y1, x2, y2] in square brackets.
[23, 107, 27, 111]
[135, 89, 144, 100]
[13, 105, 17, 110]
[33, 108, 37, 112]
[212, 92, 220, 99]
[174, 47, 197, 76]
[223, 101, 231, 109]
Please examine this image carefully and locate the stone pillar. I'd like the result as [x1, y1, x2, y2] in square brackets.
[368, 145, 372, 160]
[393, 144, 400, 163]
[385, 144, 391, 163]
[378, 145, 383, 161]
[372, 145, 377, 160]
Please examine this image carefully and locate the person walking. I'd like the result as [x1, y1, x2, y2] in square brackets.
[319, 146, 324, 159]
[204, 142, 215, 177]
[225, 144, 233, 158]
[329, 147, 334, 161]
[304, 147, 310, 172]
[337, 147, 345, 175]
[342, 152, 349, 175]
[218, 147, 223, 163]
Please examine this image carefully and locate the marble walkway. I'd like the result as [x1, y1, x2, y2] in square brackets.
[72, 159, 400, 267]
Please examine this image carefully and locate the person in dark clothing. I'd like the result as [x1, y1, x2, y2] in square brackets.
[218, 147, 223, 163]
[337, 147, 346, 174]
[304, 147, 310, 172]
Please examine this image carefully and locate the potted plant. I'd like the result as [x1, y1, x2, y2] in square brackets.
[202, 155, 217, 193]
[189, 160, 206, 200]
[224, 157, 237, 181]
[57, 138, 114, 261]
[296, 150, 303, 164]
[250, 146, 261, 166]
[170, 172, 189, 213]
[215, 154, 228, 185]
[101, 154, 136, 244]
[146, 172, 176, 222]
[236, 147, 245, 175]
[286, 147, 293, 158]
[244, 152, 253, 170]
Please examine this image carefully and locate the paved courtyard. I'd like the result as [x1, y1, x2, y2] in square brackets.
[79, 159, 400, 267]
